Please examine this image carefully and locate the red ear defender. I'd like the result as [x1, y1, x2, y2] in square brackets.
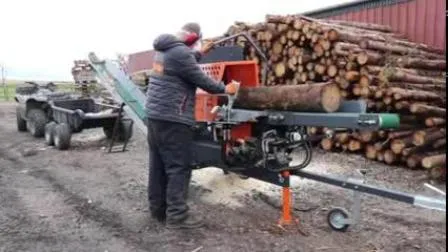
[184, 32, 200, 46]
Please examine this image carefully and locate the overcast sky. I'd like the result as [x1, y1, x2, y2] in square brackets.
[0, 0, 354, 81]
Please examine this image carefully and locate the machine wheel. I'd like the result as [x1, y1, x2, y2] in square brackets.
[54, 123, 71, 150]
[26, 109, 47, 137]
[16, 107, 27, 132]
[327, 207, 351, 232]
[44, 122, 57, 146]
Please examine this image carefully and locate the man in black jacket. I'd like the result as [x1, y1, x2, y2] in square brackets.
[145, 23, 238, 229]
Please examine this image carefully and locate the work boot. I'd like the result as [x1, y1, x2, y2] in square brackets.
[166, 214, 204, 229]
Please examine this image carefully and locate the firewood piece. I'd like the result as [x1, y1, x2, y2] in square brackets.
[429, 167, 446, 181]
[422, 154, 446, 169]
[407, 154, 425, 169]
[413, 128, 446, 146]
[425, 117, 446, 127]
[345, 71, 360, 82]
[384, 150, 398, 165]
[327, 65, 338, 78]
[313, 44, 325, 57]
[321, 138, 334, 151]
[314, 64, 327, 75]
[391, 135, 415, 154]
[432, 138, 446, 149]
[348, 139, 362, 152]
[359, 130, 377, 143]
[234, 82, 342, 112]
[410, 104, 446, 117]
[335, 132, 350, 144]
[274, 62, 286, 77]
[377, 150, 385, 162]
[366, 145, 378, 160]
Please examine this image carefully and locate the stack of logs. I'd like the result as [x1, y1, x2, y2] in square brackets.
[213, 14, 446, 180]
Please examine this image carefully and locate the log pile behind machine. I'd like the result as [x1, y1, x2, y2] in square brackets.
[211, 14, 446, 180]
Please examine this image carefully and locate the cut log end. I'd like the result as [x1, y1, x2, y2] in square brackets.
[321, 84, 343, 113]
[422, 154, 446, 169]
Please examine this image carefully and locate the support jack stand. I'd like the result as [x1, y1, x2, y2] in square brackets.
[277, 171, 309, 236]
[107, 103, 133, 153]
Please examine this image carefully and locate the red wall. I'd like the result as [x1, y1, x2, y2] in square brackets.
[326, 0, 446, 52]
[126, 50, 155, 74]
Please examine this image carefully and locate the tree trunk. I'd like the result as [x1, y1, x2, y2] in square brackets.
[382, 70, 445, 84]
[394, 57, 446, 70]
[359, 40, 444, 59]
[425, 117, 446, 127]
[387, 87, 443, 103]
[234, 82, 342, 112]
[410, 104, 446, 117]
[387, 82, 446, 92]
[324, 19, 394, 33]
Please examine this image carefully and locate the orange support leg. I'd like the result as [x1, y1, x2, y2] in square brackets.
[279, 171, 292, 225]
[277, 171, 309, 236]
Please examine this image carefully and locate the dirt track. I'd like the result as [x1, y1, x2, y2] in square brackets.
[0, 102, 446, 252]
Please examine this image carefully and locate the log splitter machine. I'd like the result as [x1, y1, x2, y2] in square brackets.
[86, 33, 445, 233]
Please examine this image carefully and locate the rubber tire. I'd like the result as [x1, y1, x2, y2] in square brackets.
[54, 123, 71, 150]
[16, 107, 27, 132]
[327, 207, 350, 232]
[26, 109, 47, 137]
[44, 122, 57, 146]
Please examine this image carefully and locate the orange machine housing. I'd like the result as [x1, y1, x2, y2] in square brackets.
[196, 60, 259, 140]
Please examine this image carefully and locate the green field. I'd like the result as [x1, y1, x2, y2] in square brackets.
[0, 81, 76, 101]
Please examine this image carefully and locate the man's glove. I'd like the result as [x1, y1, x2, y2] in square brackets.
[200, 41, 215, 55]
[225, 80, 240, 95]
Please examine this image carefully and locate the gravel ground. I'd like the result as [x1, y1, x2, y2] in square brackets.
[0, 102, 446, 252]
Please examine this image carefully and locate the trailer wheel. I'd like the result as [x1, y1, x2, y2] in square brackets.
[27, 109, 47, 137]
[16, 107, 27, 132]
[44, 122, 57, 146]
[54, 123, 71, 150]
[327, 207, 350, 232]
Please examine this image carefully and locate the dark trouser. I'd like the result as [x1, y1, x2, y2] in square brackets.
[147, 118, 193, 222]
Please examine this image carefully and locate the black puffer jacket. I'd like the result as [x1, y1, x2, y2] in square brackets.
[145, 34, 225, 126]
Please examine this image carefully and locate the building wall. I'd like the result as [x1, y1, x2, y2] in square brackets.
[303, 0, 446, 52]
[126, 50, 155, 75]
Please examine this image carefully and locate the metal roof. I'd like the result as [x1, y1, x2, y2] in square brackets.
[301, 0, 411, 18]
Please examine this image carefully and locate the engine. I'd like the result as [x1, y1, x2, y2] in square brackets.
[224, 127, 312, 172]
